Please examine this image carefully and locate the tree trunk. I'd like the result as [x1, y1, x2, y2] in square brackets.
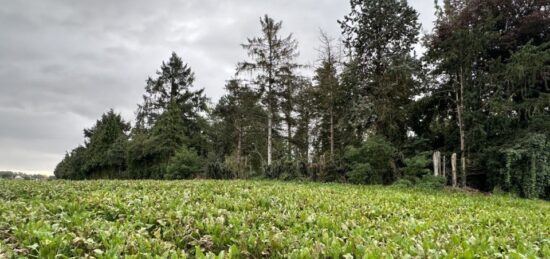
[287, 117, 292, 159]
[330, 109, 334, 159]
[267, 109, 272, 166]
[458, 67, 467, 187]
[237, 126, 242, 171]
[442, 155, 446, 177]
[306, 114, 311, 163]
[451, 153, 458, 188]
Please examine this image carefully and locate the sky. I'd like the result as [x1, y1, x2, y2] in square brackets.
[0, 0, 436, 175]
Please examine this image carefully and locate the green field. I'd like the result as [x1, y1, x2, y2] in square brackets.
[0, 180, 549, 258]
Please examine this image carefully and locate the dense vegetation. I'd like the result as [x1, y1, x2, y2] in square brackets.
[54, 0, 550, 199]
[1, 180, 548, 258]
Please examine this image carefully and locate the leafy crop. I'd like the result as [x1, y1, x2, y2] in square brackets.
[1, 180, 549, 258]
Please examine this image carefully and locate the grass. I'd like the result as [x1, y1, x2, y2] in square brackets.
[0, 180, 549, 258]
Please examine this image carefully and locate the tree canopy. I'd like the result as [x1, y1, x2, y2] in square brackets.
[55, 3, 550, 199]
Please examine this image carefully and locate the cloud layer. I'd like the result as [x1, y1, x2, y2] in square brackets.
[0, 0, 435, 174]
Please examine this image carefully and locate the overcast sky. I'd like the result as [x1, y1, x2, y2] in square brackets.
[0, 0, 436, 175]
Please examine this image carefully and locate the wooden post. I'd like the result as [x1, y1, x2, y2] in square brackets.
[433, 151, 441, 176]
[451, 153, 457, 187]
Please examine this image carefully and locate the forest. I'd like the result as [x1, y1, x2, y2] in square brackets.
[53, 0, 550, 200]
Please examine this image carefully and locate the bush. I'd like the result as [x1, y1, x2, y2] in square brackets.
[264, 160, 303, 181]
[348, 163, 375, 184]
[165, 146, 202, 179]
[403, 152, 432, 179]
[345, 135, 396, 185]
[205, 161, 234, 179]
[416, 175, 446, 190]
[317, 160, 348, 183]
[393, 179, 414, 188]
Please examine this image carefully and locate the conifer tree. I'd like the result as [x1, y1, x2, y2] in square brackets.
[340, 0, 420, 145]
[237, 15, 300, 165]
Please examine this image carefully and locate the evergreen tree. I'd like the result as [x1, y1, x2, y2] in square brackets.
[293, 78, 315, 162]
[136, 52, 208, 155]
[237, 15, 300, 166]
[212, 79, 267, 174]
[340, 0, 421, 145]
[83, 110, 130, 178]
[54, 110, 130, 179]
[136, 52, 205, 128]
[53, 146, 88, 180]
[128, 101, 188, 179]
[312, 31, 347, 159]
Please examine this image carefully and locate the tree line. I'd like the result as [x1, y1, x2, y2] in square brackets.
[0, 171, 53, 180]
[54, 0, 550, 199]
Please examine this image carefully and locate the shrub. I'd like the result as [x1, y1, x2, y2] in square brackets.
[344, 135, 396, 185]
[398, 151, 447, 189]
[165, 146, 202, 179]
[264, 160, 303, 180]
[223, 154, 256, 179]
[317, 160, 348, 183]
[393, 179, 414, 188]
[403, 152, 432, 179]
[205, 161, 234, 180]
[348, 163, 375, 184]
[416, 175, 446, 190]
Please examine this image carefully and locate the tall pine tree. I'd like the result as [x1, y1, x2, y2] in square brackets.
[237, 15, 300, 166]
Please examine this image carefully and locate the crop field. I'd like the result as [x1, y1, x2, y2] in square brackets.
[0, 180, 549, 258]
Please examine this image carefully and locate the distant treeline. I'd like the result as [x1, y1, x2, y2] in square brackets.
[0, 171, 54, 180]
[55, 0, 549, 199]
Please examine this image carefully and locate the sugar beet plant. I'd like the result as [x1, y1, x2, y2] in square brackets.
[1, 180, 549, 258]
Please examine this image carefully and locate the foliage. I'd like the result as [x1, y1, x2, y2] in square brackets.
[264, 159, 305, 181]
[392, 179, 414, 188]
[416, 175, 447, 190]
[340, 0, 421, 144]
[237, 15, 301, 166]
[50, 1, 550, 199]
[135, 52, 207, 132]
[165, 147, 202, 180]
[127, 102, 189, 179]
[211, 80, 267, 172]
[403, 151, 433, 179]
[310, 32, 347, 158]
[54, 110, 130, 180]
[205, 161, 234, 180]
[315, 159, 349, 183]
[345, 136, 396, 184]
[500, 133, 550, 199]
[1, 180, 549, 258]
[421, 0, 550, 191]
